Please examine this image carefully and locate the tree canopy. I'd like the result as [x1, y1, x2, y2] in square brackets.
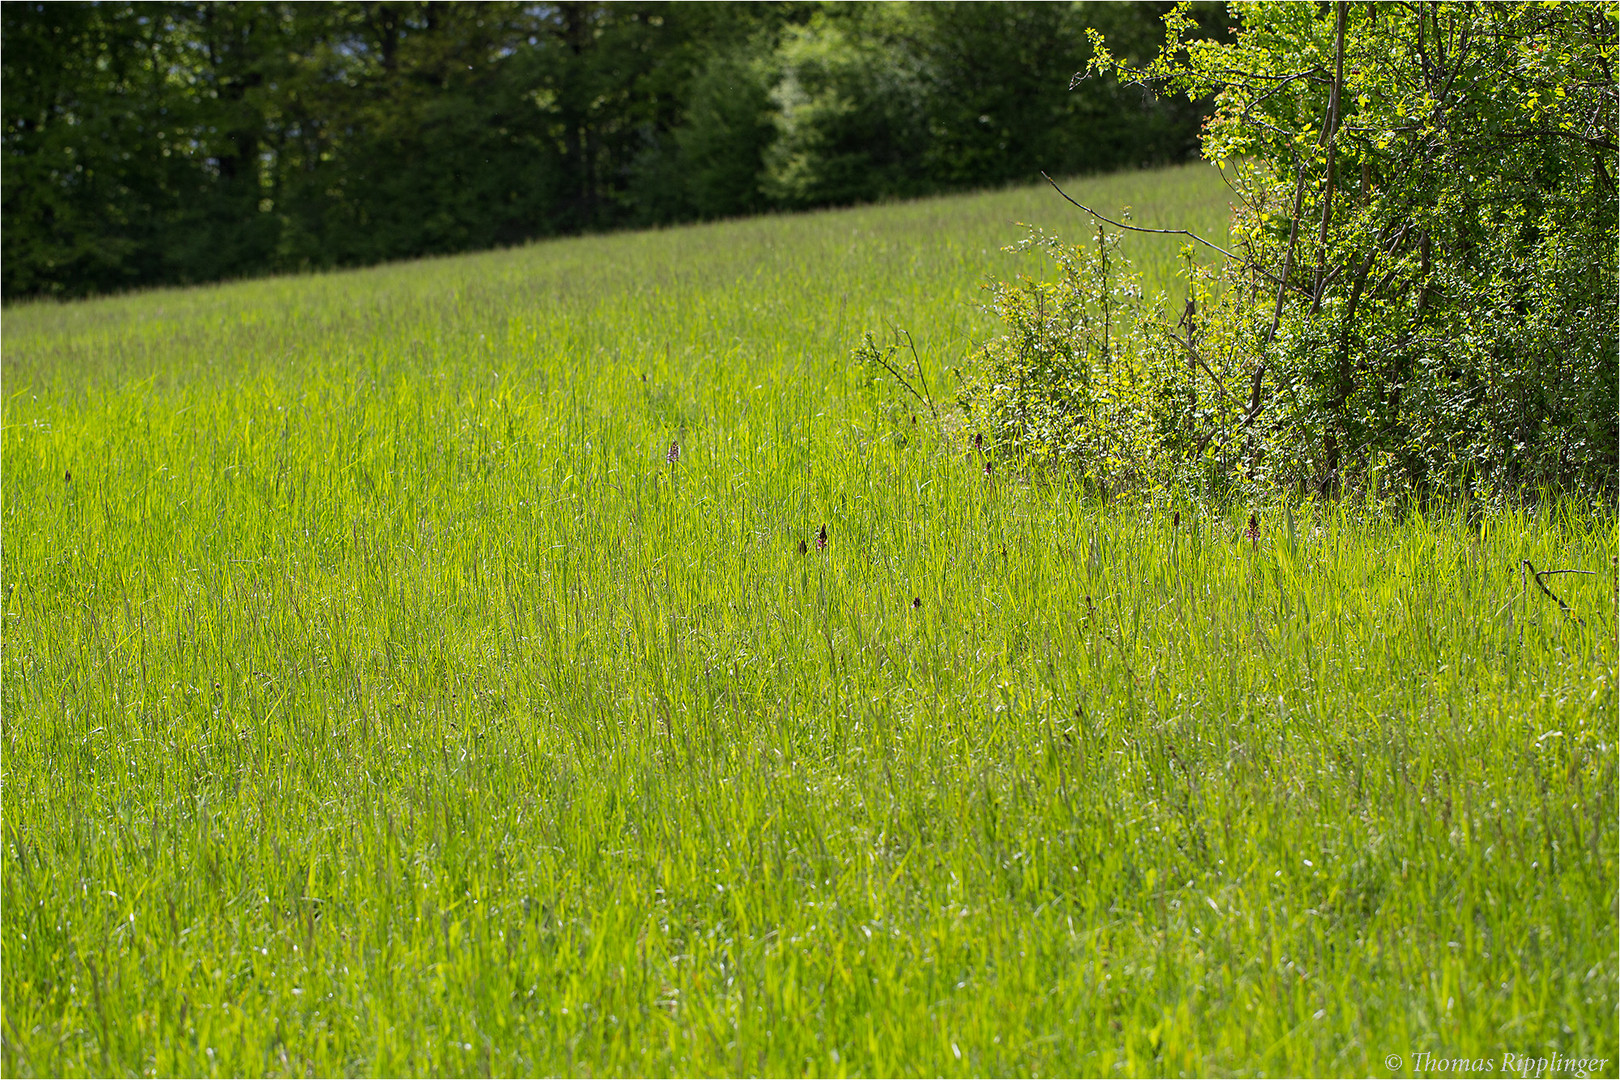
[955, 1, 1617, 501]
[2, 1, 1224, 299]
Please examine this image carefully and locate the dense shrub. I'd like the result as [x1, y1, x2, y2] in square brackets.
[953, 231, 1171, 492]
[960, 1, 1618, 503]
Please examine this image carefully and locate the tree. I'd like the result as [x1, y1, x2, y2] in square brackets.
[2, 1, 1216, 298]
[759, 3, 1221, 210]
[2, 4, 185, 295]
[1085, 1, 1619, 499]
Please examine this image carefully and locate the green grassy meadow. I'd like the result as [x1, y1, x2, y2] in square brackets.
[3, 163, 1616, 1077]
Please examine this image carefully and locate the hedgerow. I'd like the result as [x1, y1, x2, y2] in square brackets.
[952, 1, 1618, 504]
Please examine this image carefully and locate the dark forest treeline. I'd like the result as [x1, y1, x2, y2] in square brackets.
[2, 1, 1223, 299]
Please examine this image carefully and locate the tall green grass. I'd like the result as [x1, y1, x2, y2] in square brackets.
[4, 164, 1615, 1077]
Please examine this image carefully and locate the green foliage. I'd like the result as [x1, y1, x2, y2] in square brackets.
[1081, 1, 1620, 500]
[954, 229, 1168, 490]
[1, 4, 206, 294]
[761, 2, 1227, 210]
[3, 2, 1221, 298]
[657, 47, 778, 220]
[910, 1, 1213, 185]
[957, 227, 1288, 503]
[762, 11, 931, 208]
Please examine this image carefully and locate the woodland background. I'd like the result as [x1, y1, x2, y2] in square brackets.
[2, 1, 1225, 298]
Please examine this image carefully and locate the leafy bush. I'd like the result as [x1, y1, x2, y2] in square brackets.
[946, 227, 1260, 501]
[960, 1, 1618, 503]
[954, 230, 1163, 489]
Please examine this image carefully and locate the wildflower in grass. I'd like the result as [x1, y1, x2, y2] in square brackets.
[667, 441, 680, 464]
[816, 524, 828, 551]
[64, 471, 71, 484]
[798, 539, 808, 555]
[974, 432, 983, 451]
[1246, 512, 1260, 548]
[912, 597, 921, 609]
[984, 459, 993, 477]
[1173, 510, 1180, 529]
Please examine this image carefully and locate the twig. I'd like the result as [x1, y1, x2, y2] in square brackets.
[1157, 329, 1237, 404]
[1040, 172, 1297, 292]
[897, 328, 940, 422]
[1524, 560, 1589, 624]
[864, 335, 929, 415]
[1309, 2, 1350, 314]
[1267, 158, 1311, 344]
[1240, 363, 1266, 428]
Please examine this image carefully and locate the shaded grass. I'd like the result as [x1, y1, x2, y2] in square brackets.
[3, 163, 1616, 1076]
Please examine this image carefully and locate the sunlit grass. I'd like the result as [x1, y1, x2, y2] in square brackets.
[3, 163, 1615, 1077]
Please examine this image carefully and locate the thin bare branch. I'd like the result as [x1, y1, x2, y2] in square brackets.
[1310, 2, 1350, 315]
[897, 328, 940, 423]
[1040, 172, 1297, 292]
[1524, 560, 1588, 623]
[1158, 329, 1239, 404]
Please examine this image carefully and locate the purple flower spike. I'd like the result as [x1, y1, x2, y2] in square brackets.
[667, 441, 680, 464]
